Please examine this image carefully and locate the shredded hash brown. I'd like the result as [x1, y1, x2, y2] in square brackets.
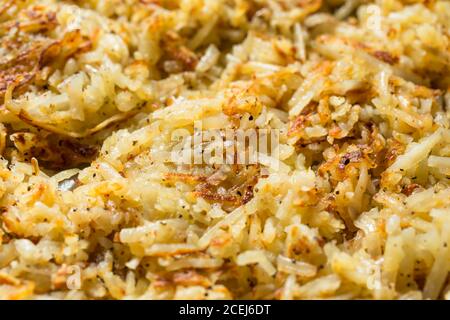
[0, 0, 449, 300]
